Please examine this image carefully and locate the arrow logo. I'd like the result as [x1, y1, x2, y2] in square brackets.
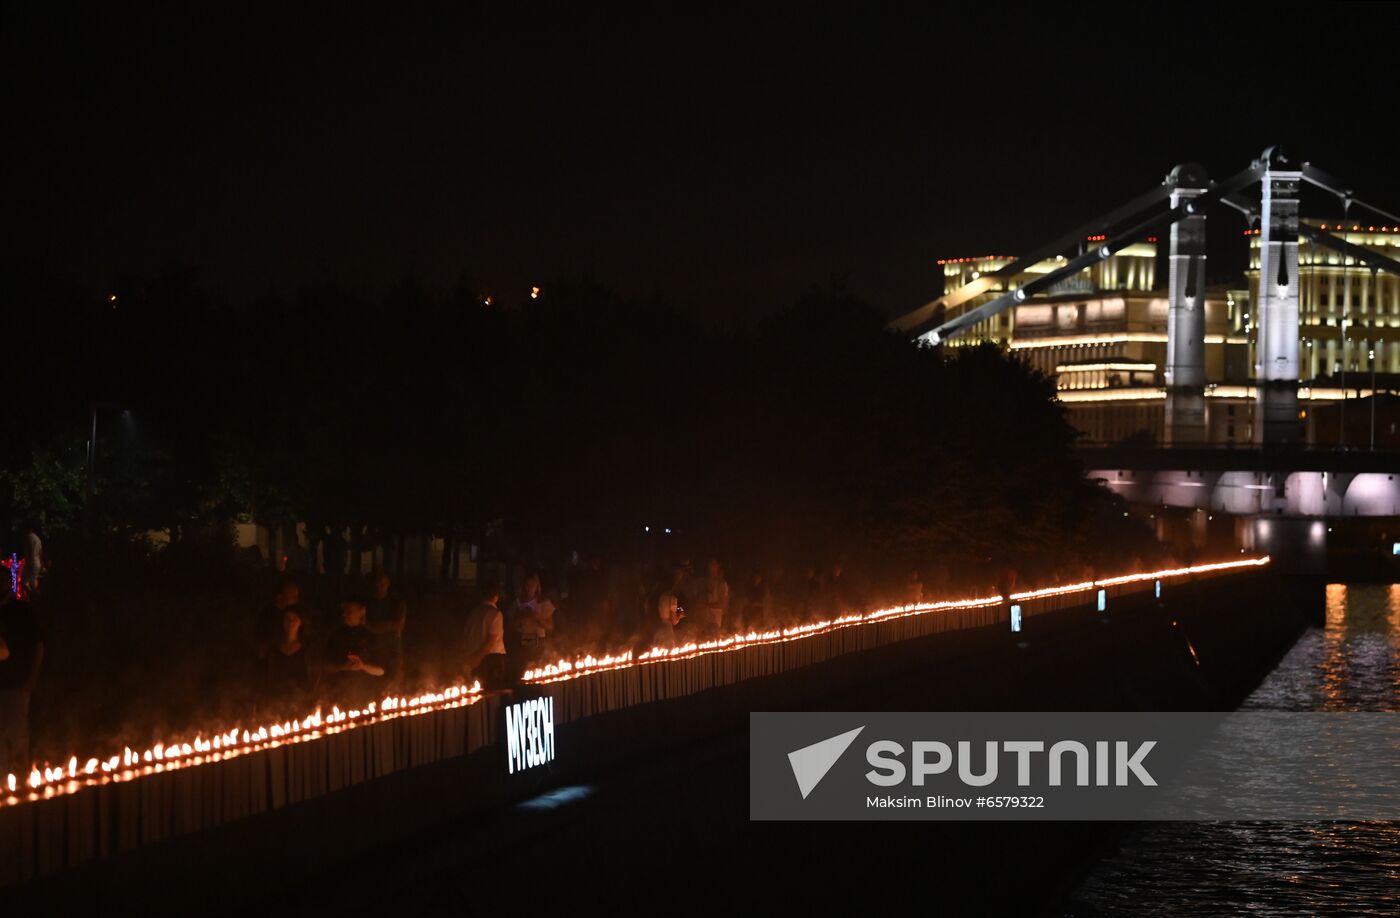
[787, 726, 865, 799]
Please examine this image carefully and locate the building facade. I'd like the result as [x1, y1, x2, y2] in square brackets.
[938, 223, 1399, 445]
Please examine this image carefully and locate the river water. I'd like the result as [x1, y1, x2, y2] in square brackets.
[1068, 583, 1400, 916]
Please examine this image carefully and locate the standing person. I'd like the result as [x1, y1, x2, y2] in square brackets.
[257, 579, 305, 662]
[0, 584, 44, 775]
[995, 565, 1018, 603]
[363, 569, 408, 686]
[321, 601, 385, 704]
[568, 554, 603, 635]
[768, 564, 790, 624]
[906, 570, 924, 606]
[928, 563, 952, 599]
[651, 591, 684, 648]
[649, 563, 690, 639]
[509, 574, 548, 675]
[827, 561, 853, 615]
[266, 608, 314, 706]
[536, 587, 558, 653]
[632, 563, 653, 640]
[20, 521, 42, 597]
[463, 580, 507, 689]
[798, 565, 822, 621]
[742, 571, 771, 630]
[700, 558, 729, 635]
[995, 564, 1019, 631]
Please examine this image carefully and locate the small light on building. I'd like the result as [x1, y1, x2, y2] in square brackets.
[1097, 589, 1107, 613]
[530, 286, 540, 299]
[1010, 604, 1022, 633]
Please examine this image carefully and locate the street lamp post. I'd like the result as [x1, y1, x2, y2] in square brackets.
[83, 402, 98, 535]
[1370, 341, 1378, 451]
[1339, 313, 1348, 447]
[1338, 217, 1351, 448]
[87, 402, 98, 499]
[84, 401, 127, 536]
[1369, 266, 1379, 452]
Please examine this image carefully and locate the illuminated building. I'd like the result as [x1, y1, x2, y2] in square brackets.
[1240, 222, 1400, 379]
[938, 225, 1398, 444]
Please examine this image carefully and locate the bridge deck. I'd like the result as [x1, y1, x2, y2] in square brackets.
[1077, 445, 1400, 474]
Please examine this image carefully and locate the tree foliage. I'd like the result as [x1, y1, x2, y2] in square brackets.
[4, 260, 1156, 581]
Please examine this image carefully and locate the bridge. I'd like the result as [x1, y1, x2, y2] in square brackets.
[893, 147, 1400, 575]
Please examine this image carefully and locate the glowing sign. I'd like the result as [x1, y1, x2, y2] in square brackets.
[2, 553, 25, 600]
[1010, 604, 1022, 633]
[1097, 589, 1107, 613]
[505, 696, 555, 775]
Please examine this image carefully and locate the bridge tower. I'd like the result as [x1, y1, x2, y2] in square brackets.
[1254, 147, 1303, 444]
[1164, 164, 1209, 445]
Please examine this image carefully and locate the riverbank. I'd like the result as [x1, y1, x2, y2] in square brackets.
[8, 567, 1312, 914]
[282, 568, 1315, 916]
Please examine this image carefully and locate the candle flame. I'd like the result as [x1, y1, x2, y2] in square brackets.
[4, 556, 1266, 807]
[521, 557, 1270, 683]
[3, 681, 483, 807]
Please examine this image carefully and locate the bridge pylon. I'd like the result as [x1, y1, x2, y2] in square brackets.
[1254, 146, 1303, 444]
[1164, 163, 1209, 445]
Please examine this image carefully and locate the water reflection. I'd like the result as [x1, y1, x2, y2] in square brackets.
[1069, 583, 1400, 916]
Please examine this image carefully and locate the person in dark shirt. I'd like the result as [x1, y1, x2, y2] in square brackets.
[361, 569, 407, 686]
[827, 560, 857, 615]
[266, 608, 313, 707]
[799, 565, 822, 621]
[321, 601, 385, 705]
[742, 571, 771, 630]
[258, 579, 306, 661]
[568, 555, 605, 635]
[0, 593, 44, 774]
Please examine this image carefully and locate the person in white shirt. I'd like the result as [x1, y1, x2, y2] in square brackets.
[700, 558, 729, 635]
[510, 574, 557, 669]
[464, 581, 507, 688]
[512, 574, 546, 643]
[651, 592, 684, 648]
[21, 524, 42, 596]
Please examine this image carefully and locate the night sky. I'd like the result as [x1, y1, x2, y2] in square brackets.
[5, 5, 1397, 324]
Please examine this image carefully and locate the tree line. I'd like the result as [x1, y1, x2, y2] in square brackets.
[3, 261, 1157, 586]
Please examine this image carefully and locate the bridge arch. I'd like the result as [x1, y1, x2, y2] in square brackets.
[1341, 473, 1400, 516]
